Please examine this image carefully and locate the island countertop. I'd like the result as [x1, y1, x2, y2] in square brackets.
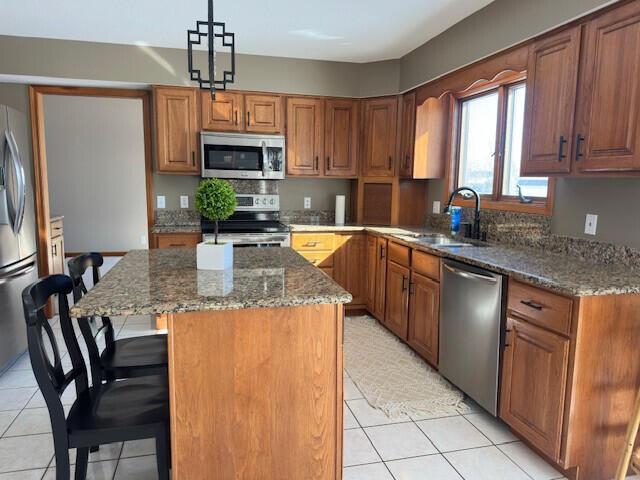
[70, 247, 352, 317]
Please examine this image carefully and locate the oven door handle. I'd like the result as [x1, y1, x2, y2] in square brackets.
[261, 141, 268, 177]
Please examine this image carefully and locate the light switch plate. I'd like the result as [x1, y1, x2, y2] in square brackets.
[304, 197, 311, 209]
[180, 195, 189, 209]
[433, 201, 441, 214]
[140, 235, 147, 246]
[156, 195, 166, 209]
[584, 213, 598, 235]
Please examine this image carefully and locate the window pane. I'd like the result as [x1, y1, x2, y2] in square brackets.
[502, 83, 548, 198]
[458, 92, 499, 195]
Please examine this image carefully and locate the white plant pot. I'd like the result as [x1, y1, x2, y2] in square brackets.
[196, 241, 233, 270]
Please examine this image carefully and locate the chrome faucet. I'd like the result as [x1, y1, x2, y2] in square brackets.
[444, 186, 481, 240]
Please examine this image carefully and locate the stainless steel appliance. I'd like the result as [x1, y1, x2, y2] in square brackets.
[0, 105, 38, 371]
[201, 132, 285, 180]
[439, 259, 505, 415]
[202, 194, 290, 247]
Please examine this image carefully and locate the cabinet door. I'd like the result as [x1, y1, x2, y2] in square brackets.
[286, 97, 324, 176]
[521, 26, 581, 175]
[575, 2, 640, 172]
[398, 92, 416, 178]
[499, 316, 569, 461]
[412, 95, 449, 179]
[245, 94, 283, 133]
[154, 87, 200, 174]
[324, 99, 358, 177]
[373, 237, 388, 321]
[362, 97, 398, 176]
[366, 235, 377, 313]
[334, 234, 366, 305]
[407, 272, 439, 366]
[385, 261, 410, 339]
[201, 91, 244, 132]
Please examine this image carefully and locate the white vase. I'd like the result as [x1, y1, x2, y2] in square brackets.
[196, 241, 233, 270]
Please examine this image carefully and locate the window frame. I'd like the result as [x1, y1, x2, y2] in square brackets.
[445, 71, 555, 215]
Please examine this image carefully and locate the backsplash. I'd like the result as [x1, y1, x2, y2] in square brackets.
[427, 209, 640, 269]
[280, 210, 337, 225]
[155, 209, 200, 226]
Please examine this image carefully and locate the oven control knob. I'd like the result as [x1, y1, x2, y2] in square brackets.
[270, 199, 275, 205]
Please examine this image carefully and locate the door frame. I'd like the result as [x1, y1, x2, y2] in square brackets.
[28, 85, 154, 280]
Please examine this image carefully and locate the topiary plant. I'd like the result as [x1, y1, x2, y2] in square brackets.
[195, 178, 237, 244]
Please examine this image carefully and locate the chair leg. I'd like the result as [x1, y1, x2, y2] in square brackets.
[74, 447, 89, 480]
[156, 430, 170, 480]
[54, 443, 71, 480]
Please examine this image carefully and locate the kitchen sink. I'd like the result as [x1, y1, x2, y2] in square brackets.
[413, 237, 475, 247]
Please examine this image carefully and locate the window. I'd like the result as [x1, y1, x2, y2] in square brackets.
[453, 75, 550, 211]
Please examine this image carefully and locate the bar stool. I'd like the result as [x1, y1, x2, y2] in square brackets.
[615, 386, 640, 479]
[22, 274, 170, 480]
[67, 253, 167, 384]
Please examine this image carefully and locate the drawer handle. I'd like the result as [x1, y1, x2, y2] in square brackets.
[520, 299, 544, 311]
[304, 241, 318, 247]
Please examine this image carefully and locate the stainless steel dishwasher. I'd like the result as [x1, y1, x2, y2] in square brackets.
[439, 259, 505, 415]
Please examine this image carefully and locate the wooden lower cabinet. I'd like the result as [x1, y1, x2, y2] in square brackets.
[292, 232, 366, 307]
[500, 315, 569, 461]
[407, 271, 439, 367]
[370, 237, 388, 320]
[385, 261, 410, 339]
[153, 233, 202, 249]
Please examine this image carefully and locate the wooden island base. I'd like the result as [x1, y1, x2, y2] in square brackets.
[167, 303, 344, 480]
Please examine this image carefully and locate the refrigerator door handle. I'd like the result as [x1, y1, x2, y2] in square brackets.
[0, 263, 36, 285]
[5, 129, 26, 235]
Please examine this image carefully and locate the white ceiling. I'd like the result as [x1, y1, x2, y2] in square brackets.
[0, 0, 494, 63]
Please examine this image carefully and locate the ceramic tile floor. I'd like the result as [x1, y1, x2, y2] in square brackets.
[0, 314, 637, 479]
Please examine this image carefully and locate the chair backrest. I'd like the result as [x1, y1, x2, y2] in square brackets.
[67, 253, 115, 384]
[22, 274, 90, 435]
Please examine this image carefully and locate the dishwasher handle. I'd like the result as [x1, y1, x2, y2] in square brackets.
[443, 263, 498, 284]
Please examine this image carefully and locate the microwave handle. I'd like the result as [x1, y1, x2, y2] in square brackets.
[261, 141, 268, 177]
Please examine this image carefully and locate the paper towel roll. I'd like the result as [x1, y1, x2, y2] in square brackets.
[335, 195, 345, 226]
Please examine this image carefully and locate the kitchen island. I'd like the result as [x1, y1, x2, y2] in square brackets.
[71, 247, 351, 480]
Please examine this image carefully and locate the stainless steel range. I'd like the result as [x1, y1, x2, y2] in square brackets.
[201, 194, 290, 247]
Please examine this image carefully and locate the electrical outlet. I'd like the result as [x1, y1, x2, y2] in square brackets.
[304, 197, 311, 209]
[180, 195, 189, 209]
[156, 195, 166, 209]
[584, 213, 598, 235]
[433, 201, 441, 214]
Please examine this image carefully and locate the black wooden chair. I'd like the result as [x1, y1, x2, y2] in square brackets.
[22, 274, 169, 480]
[67, 253, 167, 384]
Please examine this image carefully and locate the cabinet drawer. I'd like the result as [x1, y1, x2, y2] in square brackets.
[50, 218, 64, 239]
[156, 234, 201, 249]
[299, 251, 334, 268]
[387, 242, 410, 267]
[508, 280, 573, 336]
[412, 250, 440, 281]
[292, 233, 336, 251]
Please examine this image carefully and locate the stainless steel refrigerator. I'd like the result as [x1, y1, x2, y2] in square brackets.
[0, 104, 38, 370]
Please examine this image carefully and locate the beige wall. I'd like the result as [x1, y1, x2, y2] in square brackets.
[44, 95, 148, 252]
[0, 35, 399, 98]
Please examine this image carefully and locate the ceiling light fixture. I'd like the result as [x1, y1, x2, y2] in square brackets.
[187, 0, 235, 99]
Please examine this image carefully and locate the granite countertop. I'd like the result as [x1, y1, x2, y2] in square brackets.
[70, 247, 352, 317]
[289, 224, 640, 297]
[151, 224, 202, 234]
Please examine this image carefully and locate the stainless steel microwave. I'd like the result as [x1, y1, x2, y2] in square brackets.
[201, 132, 285, 179]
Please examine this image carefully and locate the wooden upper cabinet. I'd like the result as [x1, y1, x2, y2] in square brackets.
[324, 98, 359, 177]
[385, 260, 410, 339]
[201, 91, 244, 132]
[154, 86, 200, 174]
[407, 271, 439, 367]
[398, 92, 416, 178]
[521, 26, 581, 175]
[286, 97, 324, 176]
[362, 97, 398, 176]
[245, 94, 283, 133]
[500, 316, 569, 461]
[574, 1, 640, 172]
[411, 95, 449, 179]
